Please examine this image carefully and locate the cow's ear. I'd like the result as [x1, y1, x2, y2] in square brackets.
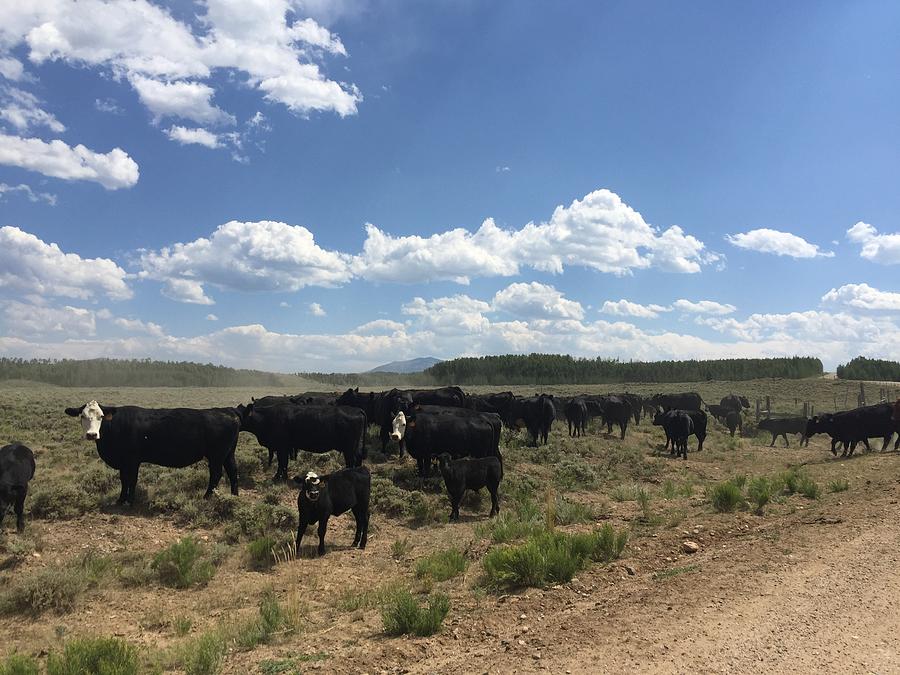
[64, 406, 83, 417]
[102, 406, 117, 420]
[292, 475, 304, 485]
[407, 420, 416, 428]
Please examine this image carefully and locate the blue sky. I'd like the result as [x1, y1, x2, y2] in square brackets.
[1, 0, 900, 372]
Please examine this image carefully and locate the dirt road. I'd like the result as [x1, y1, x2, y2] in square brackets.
[398, 465, 900, 674]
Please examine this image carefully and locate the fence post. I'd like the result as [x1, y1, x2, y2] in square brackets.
[765, 395, 770, 414]
[755, 398, 760, 420]
[858, 382, 866, 408]
[803, 401, 808, 417]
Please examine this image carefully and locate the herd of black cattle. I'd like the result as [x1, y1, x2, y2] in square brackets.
[0, 387, 898, 554]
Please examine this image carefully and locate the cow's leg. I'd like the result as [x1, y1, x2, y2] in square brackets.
[117, 469, 129, 504]
[273, 448, 290, 482]
[880, 435, 891, 452]
[296, 522, 308, 553]
[351, 507, 362, 547]
[205, 460, 224, 499]
[224, 452, 239, 496]
[862, 438, 872, 453]
[124, 464, 140, 505]
[782, 433, 789, 448]
[769, 433, 776, 447]
[488, 484, 499, 517]
[267, 448, 274, 467]
[697, 434, 705, 452]
[895, 434, 900, 451]
[620, 420, 627, 440]
[316, 518, 328, 556]
[14, 488, 25, 533]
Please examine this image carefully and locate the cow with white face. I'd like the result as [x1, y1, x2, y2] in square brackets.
[64, 401, 241, 504]
[390, 411, 407, 442]
[72, 400, 108, 440]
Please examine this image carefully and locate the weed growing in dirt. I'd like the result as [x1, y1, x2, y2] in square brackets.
[653, 564, 699, 580]
[779, 468, 803, 495]
[476, 496, 542, 543]
[481, 525, 627, 589]
[636, 487, 654, 522]
[554, 497, 596, 525]
[173, 615, 192, 637]
[747, 476, 775, 515]
[259, 654, 329, 674]
[707, 481, 744, 513]
[554, 456, 598, 490]
[117, 553, 154, 588]
[391, 537, 411, 559]
[828, 478, 850, 493]
[415, 548, 468, 581]
[333, 584, 405, 612]
[46, 637, 138, 675]
[728, 474, 748, 490]
[0, 551, 112, 616]
[0, 653, 39, 675]
[381, 590, 450, 637]
[798, 475, 821, 500]
[246, 535, 280, 571]
[179, 631, 224, 675]
[152, 537, 216, 589]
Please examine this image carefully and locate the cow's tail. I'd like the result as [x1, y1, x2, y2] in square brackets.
[496, 448, 504, 479]
[360, 411, 368, 461]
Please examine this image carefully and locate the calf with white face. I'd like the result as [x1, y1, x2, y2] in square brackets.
[389, 411, 407, 442]
[294, 467, 370, 556]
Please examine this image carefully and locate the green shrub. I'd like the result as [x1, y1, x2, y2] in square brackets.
[246, 536, 278, 571]
[0, 653, 39, 675]
[636, 487, 653, 521]
[46, 637, 138, 675]
[798, 476, 821, 500]
[554, 457, 597, 490]
[0, 564, 86, 616]
[381, 590, 450, 637]
[828, 478, 849, 493]
[390, 537, 411, 559]
[481, 526, 627, 590]
[28, 482, 96, 520]
[181, 632, 225, 675]
[779, 468, 802, 494]
[173, 615, 192, 637]
[708, 481, 744, 513]
[152, 538, 216, 589]
[747, 476, 774, 515]
[728, 474, 747, 490]
[475, 497, 542, 543]
[415, 548, 468, 582]
[554, 497, 596, 525]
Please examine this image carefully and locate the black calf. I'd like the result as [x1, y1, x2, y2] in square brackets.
[437, 453, 502, 522]
[0, 443, 35, 533]
[295, 467, 370, 556]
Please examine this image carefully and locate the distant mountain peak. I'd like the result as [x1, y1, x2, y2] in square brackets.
[368, 356, 443, 373]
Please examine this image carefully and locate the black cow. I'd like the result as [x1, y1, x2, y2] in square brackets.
[237, 403, 366, 480]
[586, 396, 631, 439]
[390, 410, 499, 480]
[654, 408, 706, 452]
[508, 394, 555, 445]
[757, 417, 809, 447]
[706, 404, 731, 421]
[294, 467, 370, 556]
[0, 443, 35, 532]
[806, 403, 899, 457]
[724, 410, 742, 438]
[436, 453, 502, 522]
[653, 410, 694, 459]
[720, 394, 750, 412]
[65, 402, 240, 505]
[612, 393, 644, 425]
[649, 392, 703, 411]
[565, 397, 588, 437]
[406, 404, 501, 450]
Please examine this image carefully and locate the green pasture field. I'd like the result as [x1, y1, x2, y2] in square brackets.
[0, 376, 892, 672]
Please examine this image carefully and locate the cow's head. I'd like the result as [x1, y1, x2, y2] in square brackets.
[64, 400, 114, 440]
[295, 471, 323, 502]
[390, 411, 408, 441]
[739, 396, 750, 408]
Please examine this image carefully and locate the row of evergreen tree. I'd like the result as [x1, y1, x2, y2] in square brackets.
[422, 354, 824, 385]
[835, 356, 900, 382]
[0, 358, 295, 388]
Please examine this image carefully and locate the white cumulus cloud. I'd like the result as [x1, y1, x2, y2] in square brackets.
[846, 222, 900, 264]
[165, 125, 221, 148]
[492, 282, 584, 320]
[0, 182, 56, 205]
[673, 299, 736, 315]
[308, 302, 326, 316]
[600, 299, 670, 319]
[0, 85, 65, 133]
[822, 283, 900, 311]
[0, 226, 131, 300]
[130, 75, 235, 126]
[726, 228, 833, 258]
[138, 220, 352, 303]
[0, 133, 139, 189]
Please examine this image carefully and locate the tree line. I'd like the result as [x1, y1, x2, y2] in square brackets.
[422, 354, 823, 385]
[0, 358, 299, 388]
[836, 356, 900, 382]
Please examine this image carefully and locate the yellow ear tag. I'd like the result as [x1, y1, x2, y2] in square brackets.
[407, 421, 416, 428]
[103, 413, 113, 420]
